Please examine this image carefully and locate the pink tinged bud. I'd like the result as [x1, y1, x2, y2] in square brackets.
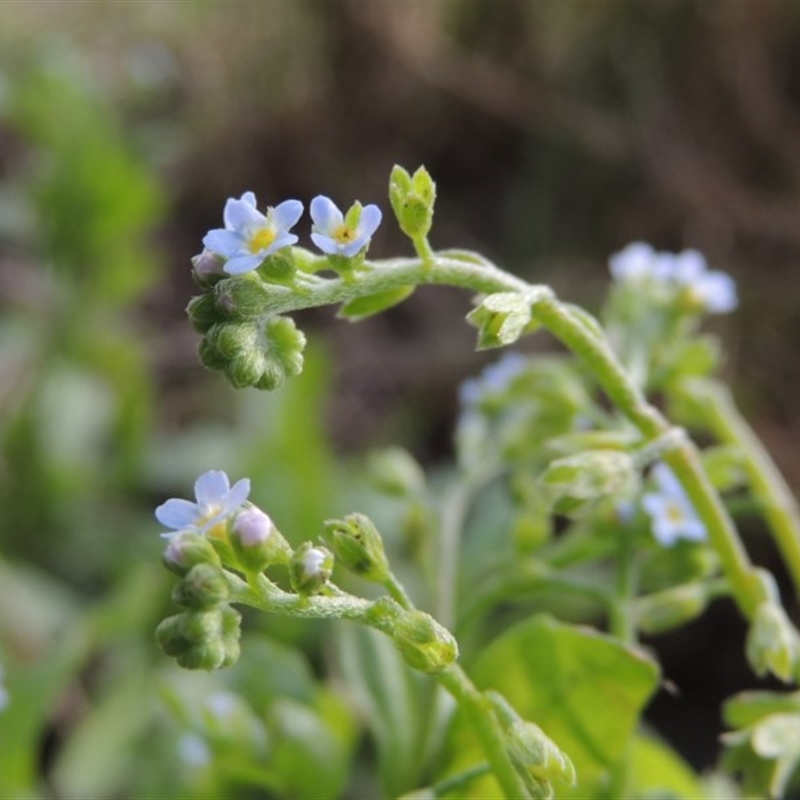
[233, 507, 274, 547]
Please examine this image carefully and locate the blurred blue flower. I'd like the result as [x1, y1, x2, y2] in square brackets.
[203, 192, 303, 275]
[310, 195, 382, 257]
[642, 463, 706, 546]
[0, 663, 8, 713]
[458, 351, 528, 408]
[156, 470, 250, 538]
[609, 243, 737, 313]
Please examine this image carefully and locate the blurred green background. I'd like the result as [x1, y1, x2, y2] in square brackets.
[1, 1, 800, 797]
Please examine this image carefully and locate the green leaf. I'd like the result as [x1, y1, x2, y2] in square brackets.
[629, 734, 707, 799]
[338, 285, 416, 321]
[471, 614, 660, 793]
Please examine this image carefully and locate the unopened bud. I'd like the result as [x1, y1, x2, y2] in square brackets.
[746, 602, 800, 683]
[187, 293, 221, 333]
[289, 543, 334, 596]
[191, 250, 226, 287]
[172, 563, 230, 610]
[634, 582, 713, 635]
[155, 606, 241, 670]
[214, 275, 284, 320]
[367, 447, 425, 497]
[163, 531, 222, 577]
[231, 506, 291, 572]
[389, 164, 436, 240]
[322, 513, 390, 582]
[391, 609, 458, 674]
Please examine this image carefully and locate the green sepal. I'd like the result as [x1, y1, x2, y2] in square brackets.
[162, 531, 223, 577]
[337, 285, 415, 321]
[746, 602, 800, 683]
[214, 273, 287, 319]
[155, 606, 241, 670]
[633, 582, 716, 635]
[197, 337, 227, 371]
[391, 609, 458, 674]
[171, 563, 230, 611]
[321, 513, 390, 583]
[257, 247, 297, 285]
[466, 292, 534, 350]
[389, 164, 436, 240]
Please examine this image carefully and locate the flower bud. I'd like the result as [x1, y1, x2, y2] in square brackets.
[633, 582, 713, 635]
[257, 247, 296, 284]
[163, 531, 222, 577]
[156, 606, 241, 670]
[322, 513, 390, 582]
[289, 543, 334, 596]
[230, 506, 292, 573]
[214, 274, 285, 320]
[746, 602, 800, 683]
[391, 609, 458, 674]
[466, 292, 535, 351]
[366, 447, 425, 497]
[186, 293, 221, 333]
[488, 691, 576, 797]
[172, 563, 230, 611]
[539, 450, 639, 516]
[191, 249, 226, 287]
[389, 164, 436, 240]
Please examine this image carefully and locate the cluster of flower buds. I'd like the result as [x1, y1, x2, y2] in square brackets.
[187, 191, 382, 390]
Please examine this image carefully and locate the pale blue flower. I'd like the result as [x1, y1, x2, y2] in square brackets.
[203, 192, 303, 275]
[232, 507, 274, 547]
[459, 352, 527, 407]
[178, 733, 211, 767]
[642, 463, 706, 547]
[310, 195, 382, 257]
[609, 242, 658, 282]
[609, 243, 737, 313]
[155, 470, 250, 538]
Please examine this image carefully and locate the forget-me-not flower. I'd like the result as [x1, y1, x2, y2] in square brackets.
[203, 192, 303, 275]
[156, 470, 250, 538]
[609, 243, 737, 313]
[642, 463, 706, 547]
[310, 195, 382, 257]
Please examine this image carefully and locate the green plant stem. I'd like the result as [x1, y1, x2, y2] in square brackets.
[257, 251, 763, 619]
[698, 380, 800, 603]
[384, 570, 414, 611]
[437, 665, 532, 799]
[428, 762, 492, 797]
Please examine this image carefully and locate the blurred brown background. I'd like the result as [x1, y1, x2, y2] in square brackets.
[2, 0, 800, 772]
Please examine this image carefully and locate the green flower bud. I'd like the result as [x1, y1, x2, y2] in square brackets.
[366, 447, 425, 497]
[257, 247, 296, 284]
[488, 691, 576, 797]
[230, 506, 292, 573]
[466, 288, 550, 350]
[391, 609, 458, 674]
[197, 337, 227, 371]
[289, 542, 334, 596]
[214, 274, 286, 320]
[172, 563, 230, 611]
[187, 293, 221, 333]
[389, 164, 436, 240]
[162, 531, 222, 577]
[633, 582, 714, 635]
[746, 602, 800, 683]
[539, 450, 639, 516]
[321, 513, 390, 582]
[156, 606, 241, 670]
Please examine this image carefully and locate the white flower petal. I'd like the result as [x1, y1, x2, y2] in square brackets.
[310, 231, 339, 255]
[266, 231, 299, 256]
[340, 238, 366, 258]
[697, 271, 738, 313]
[194, 470, 231, 507]
[310, 195, 342, 234]
[609, 242, 656, 281]
[155, 498, 200, 530]
[672, 249, 707, 283]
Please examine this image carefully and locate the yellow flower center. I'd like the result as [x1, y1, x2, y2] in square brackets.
[665, 502, 684, 523]
[332, 224, 355, 244]
[248, 226, 276, 254]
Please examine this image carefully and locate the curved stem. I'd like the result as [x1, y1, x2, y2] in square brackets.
[696, 380, 800, 603]
[437, 665, 532, 799]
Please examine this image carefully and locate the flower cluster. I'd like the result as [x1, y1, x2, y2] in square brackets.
[201, 192, 382, 276]
[642, 463, 707, 547]
[609, 242, 737, 313]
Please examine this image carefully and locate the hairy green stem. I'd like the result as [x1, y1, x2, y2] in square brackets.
[437, 665, 532, 799]
[697, 380, 800, 603]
